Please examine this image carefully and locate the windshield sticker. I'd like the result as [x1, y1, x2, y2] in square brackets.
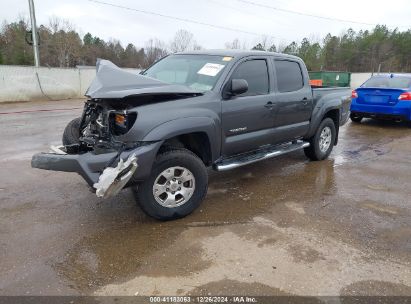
[222, 56, 233, 61]
[197, 63, 225, 77]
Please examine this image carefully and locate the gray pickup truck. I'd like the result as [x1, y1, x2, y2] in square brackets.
[32, 50, 351, 220]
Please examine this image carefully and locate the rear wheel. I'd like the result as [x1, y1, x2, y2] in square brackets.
[350, 113, 363, 123]
[62, 117, 81, 145]
[134, 148, 208, 220]
[304, 118, 336, 161]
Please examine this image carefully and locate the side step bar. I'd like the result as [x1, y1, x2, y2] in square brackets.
[214, 140, 310, 171]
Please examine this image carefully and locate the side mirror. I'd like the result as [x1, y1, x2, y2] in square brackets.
[223, 79, 249, 99]
[231, 79, 248, 96]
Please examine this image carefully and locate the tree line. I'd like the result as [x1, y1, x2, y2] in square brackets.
[270, 25, 411, 73]
[1, 17, 411, 72]
[0, 17, 199, 68]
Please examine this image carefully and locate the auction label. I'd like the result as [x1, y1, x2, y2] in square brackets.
[197, 63, 225, 77]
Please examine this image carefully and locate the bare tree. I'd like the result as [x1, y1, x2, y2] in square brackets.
[144, 38, 168, 67]
[193, 42, 203, 50]
[277, 41, 288, 53]
[47, 16, 81, 67]
[169, 29, 196, 53]
[260, 36, 269, 50]
[225, 38, 241, 49]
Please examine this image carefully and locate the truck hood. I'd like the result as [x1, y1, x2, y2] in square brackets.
[85, 59, 203, 99]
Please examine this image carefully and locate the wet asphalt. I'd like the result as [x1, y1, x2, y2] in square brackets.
[0, 99, 410, 296]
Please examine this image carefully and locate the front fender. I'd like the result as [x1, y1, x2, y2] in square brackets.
[142, 117, 221, 162]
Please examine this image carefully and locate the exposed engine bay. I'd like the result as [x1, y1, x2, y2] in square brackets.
[63, 99, 138, 155]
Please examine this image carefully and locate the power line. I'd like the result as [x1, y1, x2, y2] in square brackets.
[87, 0, 285, 40]
[204, 0, 298, 34]
[235, 0, 386, 26]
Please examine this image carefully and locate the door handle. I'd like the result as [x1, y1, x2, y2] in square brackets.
[301, 97, 309, 105]
[264, 101, 274, 109]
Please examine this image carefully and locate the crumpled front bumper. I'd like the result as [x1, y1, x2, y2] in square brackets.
[31, 141, 163, 187]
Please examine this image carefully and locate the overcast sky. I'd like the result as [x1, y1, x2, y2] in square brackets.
[2, 0, 411, 49]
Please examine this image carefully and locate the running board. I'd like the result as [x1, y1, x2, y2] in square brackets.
[214, 140, 310, 171]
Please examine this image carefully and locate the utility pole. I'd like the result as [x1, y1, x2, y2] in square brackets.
[28, 0, 40, 67]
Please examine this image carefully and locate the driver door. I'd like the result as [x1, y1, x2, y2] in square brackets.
[221, 57, 276, 157]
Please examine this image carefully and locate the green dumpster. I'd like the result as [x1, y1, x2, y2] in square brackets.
[308, 71, 351, 87]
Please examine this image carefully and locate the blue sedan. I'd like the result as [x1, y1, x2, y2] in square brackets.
[350, 74, 411, 123]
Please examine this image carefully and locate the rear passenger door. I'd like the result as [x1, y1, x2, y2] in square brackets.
[272, 59, 312, 140]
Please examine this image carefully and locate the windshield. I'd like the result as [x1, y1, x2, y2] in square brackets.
[362, 76, 411, 89]
[142, 54, 231, 92]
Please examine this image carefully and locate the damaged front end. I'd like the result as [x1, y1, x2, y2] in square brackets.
[31, 59, 203, 198]
[68, 99, 139, 154]
[32, 99, 142, 198]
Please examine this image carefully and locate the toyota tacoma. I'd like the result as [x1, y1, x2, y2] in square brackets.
[32, 50, 351, 220]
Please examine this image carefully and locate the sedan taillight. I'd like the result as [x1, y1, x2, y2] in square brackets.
[398, 92, 411, 100]
[351, 90, 358, 99]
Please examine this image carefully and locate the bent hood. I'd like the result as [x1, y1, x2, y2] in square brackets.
[85, 59, 203, 99]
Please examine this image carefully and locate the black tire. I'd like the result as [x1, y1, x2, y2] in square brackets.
[133, 148, 208, 220]
[350, 113, 363, 123]
[304, 118, 336, 161]
[62, 117, 81, 145]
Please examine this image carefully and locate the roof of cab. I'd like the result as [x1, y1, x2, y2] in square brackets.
[175, 49, 300, 60]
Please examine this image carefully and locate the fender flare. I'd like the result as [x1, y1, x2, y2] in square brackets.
[307, 99, 341, 139]
[142, 117, 220, 162]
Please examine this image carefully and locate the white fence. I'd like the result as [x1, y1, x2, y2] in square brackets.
[0, 65, 140, 103]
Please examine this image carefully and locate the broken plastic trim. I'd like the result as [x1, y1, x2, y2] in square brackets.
[49, 145, 67, 155]
[93, 153, 138, 198]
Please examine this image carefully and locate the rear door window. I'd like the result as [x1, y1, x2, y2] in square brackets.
[231, 59, 269, 96]
[275, 60, 304, 92]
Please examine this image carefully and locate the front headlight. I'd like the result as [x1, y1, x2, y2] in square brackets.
[109, 111, 137, 135]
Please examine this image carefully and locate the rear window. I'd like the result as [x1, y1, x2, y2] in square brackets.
[362, 76, 411, 89]
[275, 60, 304, 92]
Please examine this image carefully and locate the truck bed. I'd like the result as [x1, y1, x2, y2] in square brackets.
[312, 86, 352, 126]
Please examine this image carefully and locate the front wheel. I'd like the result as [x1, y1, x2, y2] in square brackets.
[304, 118, 336, 161]
[133, 148, 208, 220]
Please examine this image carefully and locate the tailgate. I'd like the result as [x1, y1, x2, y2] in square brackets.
[356, 88, 405, 106]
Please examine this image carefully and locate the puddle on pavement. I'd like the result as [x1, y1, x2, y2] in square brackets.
[188, 279, 294, 296]
[187, 279, 324, 303]
[0, 202, 35, 214]
[288, 244, 326, 264]
[54, 220, 187, 291]
[378, 226, 411, 252]
[340, 280, 411, 296]
[332, 119, 408, 166]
